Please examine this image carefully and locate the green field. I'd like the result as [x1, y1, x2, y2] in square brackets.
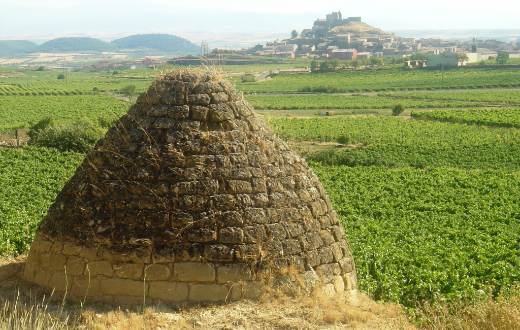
[248, 94, 483, 110]
[236, 67, 520, 93]
[383, 89, 520, 106]
[269, 115, 520, 305]
[0, 147, 83, 255]
[412, 108, 520, 128]
[1, 64, 520, 310]
[0, 95, 129, 131]
[0, 69, 152, 95]
[270, 116, 520, 169]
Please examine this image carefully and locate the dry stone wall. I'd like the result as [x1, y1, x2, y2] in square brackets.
[23, 70, 357, 305]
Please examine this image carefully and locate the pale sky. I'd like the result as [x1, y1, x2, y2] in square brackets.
[1, 0, 520, 41]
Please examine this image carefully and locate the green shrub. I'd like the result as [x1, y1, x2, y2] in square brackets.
[298, 86, 344, 93]
[57, 73, 65, 80]
[241, 74, 256, 83]
[392, 104, 405, 116]
[28, 119, 104, 153]
[337, 135, 350, 144]
[98, 117, 117, 129]
[120, 84, 137, 101]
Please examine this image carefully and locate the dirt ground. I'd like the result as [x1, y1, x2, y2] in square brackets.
[0, 258, 412, 329]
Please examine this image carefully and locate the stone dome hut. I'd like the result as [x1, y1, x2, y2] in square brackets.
[23, 70, 356, 305]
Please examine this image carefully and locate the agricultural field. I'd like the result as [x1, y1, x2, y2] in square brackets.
[383, 89, 520, 106]
[270, 116, 520, 169]
[0, 69, 153, 95]
[236, 67, 520, 93]
[270, 115, 520, 306]
[0, 147, 83, 255]
[249, 93, 482, 110]
[0, 95, 129, 131]
[1, 64, 520, 312]
[412, 108, 520, 128]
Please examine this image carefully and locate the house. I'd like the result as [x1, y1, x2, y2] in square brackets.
[357, 52, 372, 60]
[274, 44, 298, 58]
[426, 53, 460, 68]
[329, 49, 358, 60]
[404, 60, 427, 69]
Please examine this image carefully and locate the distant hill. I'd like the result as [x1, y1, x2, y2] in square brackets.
[38, 37, 114, 52]
[111, 34, 199, 54]
[330, 21, 386, 35]
[0, 40, 38, 57]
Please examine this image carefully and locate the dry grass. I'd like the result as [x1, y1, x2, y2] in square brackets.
[416, 290, 520, 330]
[0, 258, 410, 329]
[5, 258, 520, 329]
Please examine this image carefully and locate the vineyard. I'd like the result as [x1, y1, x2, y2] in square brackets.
[270, 116, 520, 169]
[0, 95, 129, 131]
[248, 93, 483, 110]
[265, 114, 520, 306]
[412, 108, 520, 128]
[313, 164, 520, 306]
[0, 147, 82, 255]
[383, 89, 520, 106]
[0, 70, 152, 95]
[236, 67, 520, 93]
[1, 65, 520, 312]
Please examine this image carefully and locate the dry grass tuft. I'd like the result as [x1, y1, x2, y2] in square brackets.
[0, 258, 410, 329]
[10, 258, 520, 329]
[416, 290, 520, 330]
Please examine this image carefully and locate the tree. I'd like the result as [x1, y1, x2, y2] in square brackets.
[310, 60, 320, 73]
[392, 104, 405, 116]
[370, 57, 383, 67]
[410, 53, 428, 61]
[241, 74, 256, 83]
[319, 60, 339, 73]
[496, 51, 510, 65]
[457, 53, 469, 65]
[57, 73, 65, 80]
[36, 66, 45, 71]
[291, 30, 298, 39]
[120, 84, 137, 101]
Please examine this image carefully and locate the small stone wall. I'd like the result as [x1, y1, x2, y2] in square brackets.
[24, 235, 356, 305]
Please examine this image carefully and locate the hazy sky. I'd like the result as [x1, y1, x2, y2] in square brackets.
[1, 0, 520, 41]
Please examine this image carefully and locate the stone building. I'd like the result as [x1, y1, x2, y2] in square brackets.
[329, 49, 358, 60]
[23, 70, 357, 305]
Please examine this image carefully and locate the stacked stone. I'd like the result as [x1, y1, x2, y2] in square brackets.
[23, 70, 357, 305]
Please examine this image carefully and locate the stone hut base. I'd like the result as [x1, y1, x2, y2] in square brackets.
[23, 235, 356, 306]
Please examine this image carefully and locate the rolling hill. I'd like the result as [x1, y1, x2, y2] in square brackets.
[330, 21, 386, 35]
[37, 37, 114, 53]
[0, 40, 38, 57]
[111, 34, 199, 54]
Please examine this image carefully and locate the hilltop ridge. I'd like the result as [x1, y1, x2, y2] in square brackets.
[111, 34, 199, 54]
[0, 34, 199, 56]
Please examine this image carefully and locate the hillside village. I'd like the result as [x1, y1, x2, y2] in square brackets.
[239, 12, 520, 68]
[1, 12, 519, 70]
